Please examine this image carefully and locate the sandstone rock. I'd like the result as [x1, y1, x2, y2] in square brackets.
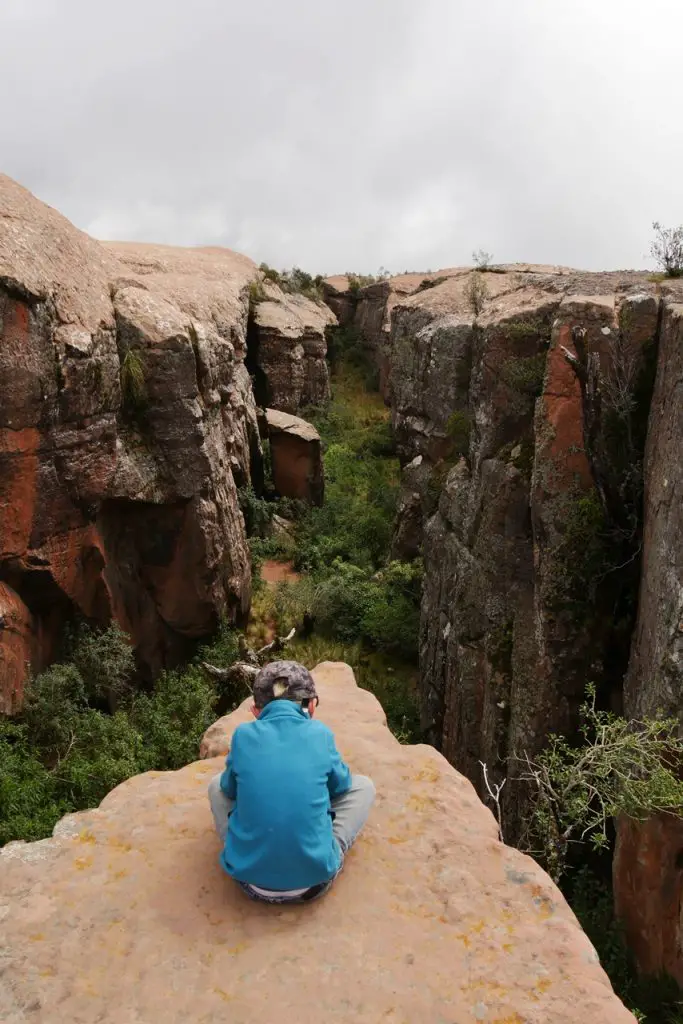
[266, 408, 324, 505]
[249, 287, 336, 414]
[0, 583, 34, 713]
[0, 663, 635, 1023]
[387, 267, 663, 838]
[614, 297, 683, 981]
[322, 275, 355, 327]
[0, 175, 261, 693]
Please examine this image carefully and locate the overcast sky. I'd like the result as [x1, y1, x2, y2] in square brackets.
[1, 0, 681, 274]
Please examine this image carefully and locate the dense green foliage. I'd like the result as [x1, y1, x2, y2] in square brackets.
[0, 624, 241, 847]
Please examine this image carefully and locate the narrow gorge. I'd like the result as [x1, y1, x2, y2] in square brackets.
[2, 175, 683, 1023]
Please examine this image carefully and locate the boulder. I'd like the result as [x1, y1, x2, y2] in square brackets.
[0, 175, 261, 693]
[249, 287, 336, 414]
[266, 408, 324, 505]
[0, 663, 635, 1024]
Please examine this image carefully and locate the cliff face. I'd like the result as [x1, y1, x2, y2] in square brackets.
[0, 177, 262, 705]
[248, 286, 335, 414]
[0, 662, 635, 1024]
[383, 268, 669, 836]
[613, 299, 683, 983]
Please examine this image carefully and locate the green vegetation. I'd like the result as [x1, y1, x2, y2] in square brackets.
[465, 271, 489, 317]
[416, 275, 448, 292]
[472, 248, 493, 270]
[650, 221, 683, 278]
[1, 349, 421, 850]
[258, 263, 325, 302]
[500, 353, 547, 397]
[445, 409, 471, 457]
[515, 686, 683, 1021]
[519, 683, 683, 882]
[346, 269, 389, 295]
[0, 624, 242, 846]
[120, 347, 146, 410]
[546, 488, 609, 615]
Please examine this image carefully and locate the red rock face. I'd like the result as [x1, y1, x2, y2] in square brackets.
[613, 814, 683, 985]
[0, 583, 35, 712]
[390, 270, 665, 842]
[0, 175, 261, 704]
[265, 409, 324, 506]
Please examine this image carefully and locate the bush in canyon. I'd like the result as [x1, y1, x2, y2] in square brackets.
[516, 684, 683, 883]
[0, 624, 239, 846]
[120, 347, 147, 411]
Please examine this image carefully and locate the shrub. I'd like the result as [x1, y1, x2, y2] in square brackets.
[517, 683, 683, 881]
[416, 276, 447, 292]
[500, 353, 547, 397]
[238, 484, 273, 538]
[465, 272, 489, 317]
[71, 623, 136, 704]
[472, 248, 493, 270]
[650, 221, 683, 278]
[446, 410, 471, 457]
[120, 348, 146, 410]
[249, 279, 267, 304]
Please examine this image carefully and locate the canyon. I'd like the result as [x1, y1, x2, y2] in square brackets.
[1, 176, 683, 1005]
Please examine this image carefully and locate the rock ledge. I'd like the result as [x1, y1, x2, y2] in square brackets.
[0, 663, 633, 1023]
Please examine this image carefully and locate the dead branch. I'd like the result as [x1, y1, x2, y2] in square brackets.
[200, 628, 297, 685]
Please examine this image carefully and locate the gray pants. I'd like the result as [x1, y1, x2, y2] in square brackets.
[208, 773, 375, 895]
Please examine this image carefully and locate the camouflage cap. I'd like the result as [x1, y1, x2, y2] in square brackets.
[252, 660, 318, 709]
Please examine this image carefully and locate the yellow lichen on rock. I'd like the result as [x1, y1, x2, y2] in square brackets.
[0, 662, 635, 1023]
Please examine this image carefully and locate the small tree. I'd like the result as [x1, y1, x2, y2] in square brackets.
[515, 684, 683, 882]
[650, 221, 683, 277]
[472, 248, 493, 270]
[465, 272, 489, 318]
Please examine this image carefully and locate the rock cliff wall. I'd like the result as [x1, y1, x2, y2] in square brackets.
[0, 178, 262, 704]
[380, 263, 683, 978]
[383, 268, 670, 833]
[0, 178, 338, 704]
[0, 663, 635, 1023]
[248, 286, 335, 414]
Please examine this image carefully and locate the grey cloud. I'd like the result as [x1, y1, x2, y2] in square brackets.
[1, 0, 681, 274]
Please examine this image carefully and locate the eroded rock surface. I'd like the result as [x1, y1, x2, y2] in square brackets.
[0, 663, 634, 1024]
[384, 267, 670, 839]
[0, 175, 262, 694]
[613, 299, 683, 982]
[265, 407, 324, 505]
[249, 287, 335, 414]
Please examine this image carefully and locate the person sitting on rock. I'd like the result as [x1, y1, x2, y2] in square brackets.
[208, 660, 376, 904]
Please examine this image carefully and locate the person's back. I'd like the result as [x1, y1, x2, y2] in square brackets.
[208, 661, 375, 904]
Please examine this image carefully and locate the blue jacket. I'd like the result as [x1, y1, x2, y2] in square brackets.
[219, 700, 352, 889]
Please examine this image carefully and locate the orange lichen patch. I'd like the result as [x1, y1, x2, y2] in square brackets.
[0, 582, 34, 712]
[74, 855, 94, 871]
[0, 426, 40, 557]
[77, 830, 97, 845]
[538, 326, 592, 490]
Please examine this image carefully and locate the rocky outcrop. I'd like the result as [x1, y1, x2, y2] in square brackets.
[327, 270, 465, 399]
[386, 267, 669, 839]
[321, 275, 355, 327]
[1, 662, 635, 1023]
[265, 408, 324, 505]
[0, 175, 262, 697]
[613, 299, 683, 982]
[248, 287, 336, 414]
